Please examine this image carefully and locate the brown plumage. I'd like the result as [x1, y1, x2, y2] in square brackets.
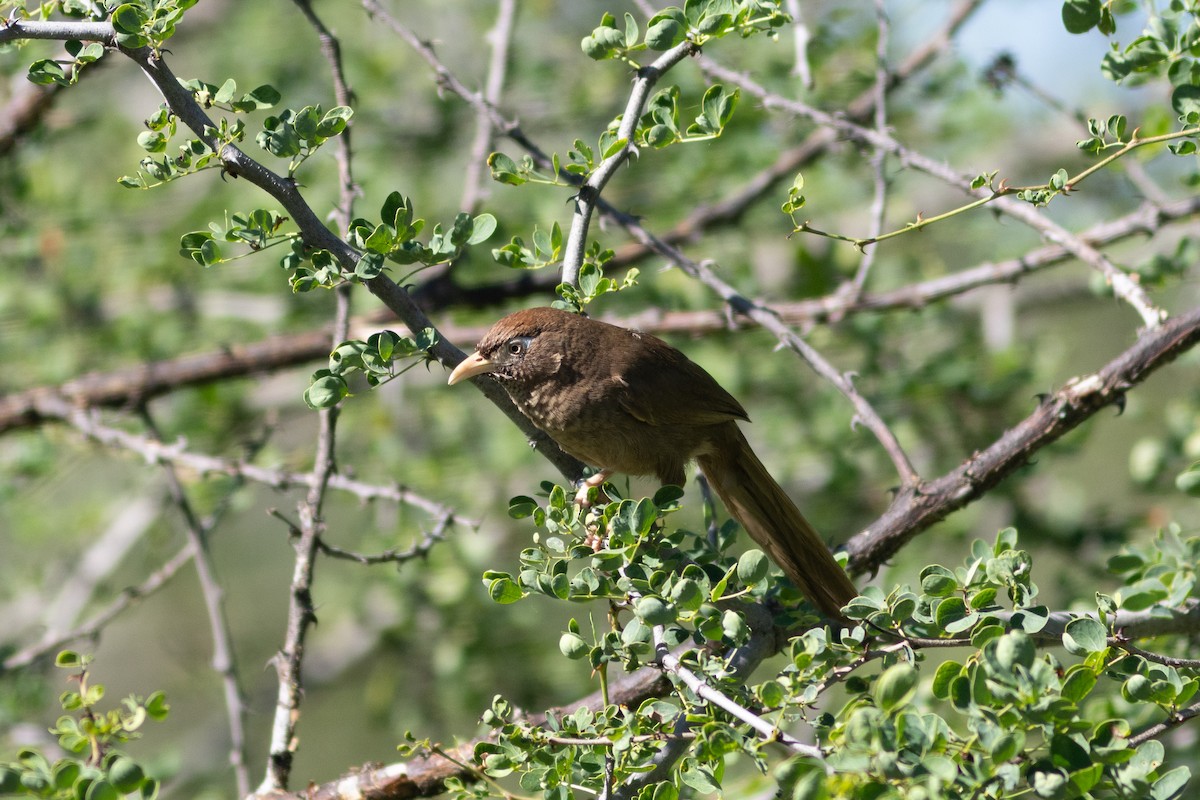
[447, 307, 856, 619]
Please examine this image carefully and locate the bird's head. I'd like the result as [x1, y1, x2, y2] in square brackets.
[446, 307, 575, 386]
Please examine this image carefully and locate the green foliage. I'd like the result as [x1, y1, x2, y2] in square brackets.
[581, 1, 789, 61]
[305, 328, 439, 409]
[179, 209, 291, 267]
[255, 104, 352, 177]
[0, 652, 166, 799]
[554, 247, 639, 313]
[473, 505, 1199, 798]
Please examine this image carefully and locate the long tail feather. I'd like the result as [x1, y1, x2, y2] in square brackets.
[697, 425, 857, 620]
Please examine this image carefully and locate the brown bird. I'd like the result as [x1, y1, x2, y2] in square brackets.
[447, 307, 856, 619]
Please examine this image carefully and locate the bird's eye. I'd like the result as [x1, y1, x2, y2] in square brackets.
[508, 341, 525, 355]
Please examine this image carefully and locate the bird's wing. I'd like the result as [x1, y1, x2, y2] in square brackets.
[611, 332, 749, 427]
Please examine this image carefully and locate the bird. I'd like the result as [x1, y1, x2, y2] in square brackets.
[447, 307, 857, 619]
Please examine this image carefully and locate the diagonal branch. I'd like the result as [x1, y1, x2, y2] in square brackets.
[845, 304, 1200, 574]
[139, 409, 250, 797]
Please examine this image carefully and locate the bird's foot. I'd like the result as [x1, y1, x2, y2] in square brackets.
[583, 526, 606, 552]
[573, 469, 613, 507]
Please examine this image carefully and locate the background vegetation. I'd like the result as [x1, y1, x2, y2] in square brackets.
[0, 0, 1198, 798]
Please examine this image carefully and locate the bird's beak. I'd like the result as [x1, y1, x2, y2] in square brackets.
[447, 351, 494, 385]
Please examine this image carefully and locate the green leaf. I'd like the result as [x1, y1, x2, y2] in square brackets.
[920, 565, 958, 597]
[468, 213, 497, 245]
[87, 780, 122, 800]
[487, 576, 525, 604]
[874, 662, 918, 712]
[487, 152, 526, 186]
[55, 650, 84, 668]
[1175, 466, 1200, 496]
[214, 78, 236, 105]
[935, 596, 970, 630]
[646, 11, 686, 50]
[558, 632, 589, 659]
[111, 3, 149, 35]
[1002, 631, 1039, 671]
[355, 252, 385, 280]
[244, 84, 281, 109]
[634, 595, 676, 625]
[107, 757, 144, 793]
[1062, 664, 1099, 702]
[1061, 0, 1101, 34]
[304, 373, 348, 409]
[736, 549, 769, 585]
[931, 660, 961, 699]
[1063, 617, 1108, 654]
[1151, 766, 1191, 800]
[27, 59, 69, 86]
[316, 106, 353, 138]
[624, 12, 639, 48]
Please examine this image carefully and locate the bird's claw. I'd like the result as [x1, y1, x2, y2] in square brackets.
[573, 470, 612, 508]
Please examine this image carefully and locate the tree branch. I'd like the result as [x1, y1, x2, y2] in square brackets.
[560, 39, 699, 287]
[139, 409, 250, 797]
[845, 305, 1200, 574]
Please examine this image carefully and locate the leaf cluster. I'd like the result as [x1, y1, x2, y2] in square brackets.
[0, 652, 167, 800]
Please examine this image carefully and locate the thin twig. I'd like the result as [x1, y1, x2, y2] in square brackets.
[290, 0, 357, 232]
[844, 0, 891, 302]
[783, 0, 813, 89]
[651, 627, 824, 759]
[21, 394, 467, 521]
[1, 545, 194, 673]
[460, 0, 517, 212]
[696, 55, 1169, 328]
[259, 282, 350, 793]
[1128, 698, 1200, 747]
[139, 409, 250, 797]
[315, 511, 453, 565]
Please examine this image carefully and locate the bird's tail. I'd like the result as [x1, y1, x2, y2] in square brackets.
[697, 425, 857, 620]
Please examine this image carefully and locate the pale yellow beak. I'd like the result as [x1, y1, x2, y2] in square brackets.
[447, 351, 494, 385]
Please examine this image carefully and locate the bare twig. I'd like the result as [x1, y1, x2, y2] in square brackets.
[651, 627, 824, 759]
[290, 0, 357, 232]
[259, 280, 351, 792]
[460, 0, 517, 212]
[139, 409, 250, 796]
[844, 0, 891, 302]
[1128, 698, 1200, 747]
[1, 544, 195, 674]
[21, 394, 466, 521]
[315, 511, 453, 566]
[783, 0, 813, 89]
